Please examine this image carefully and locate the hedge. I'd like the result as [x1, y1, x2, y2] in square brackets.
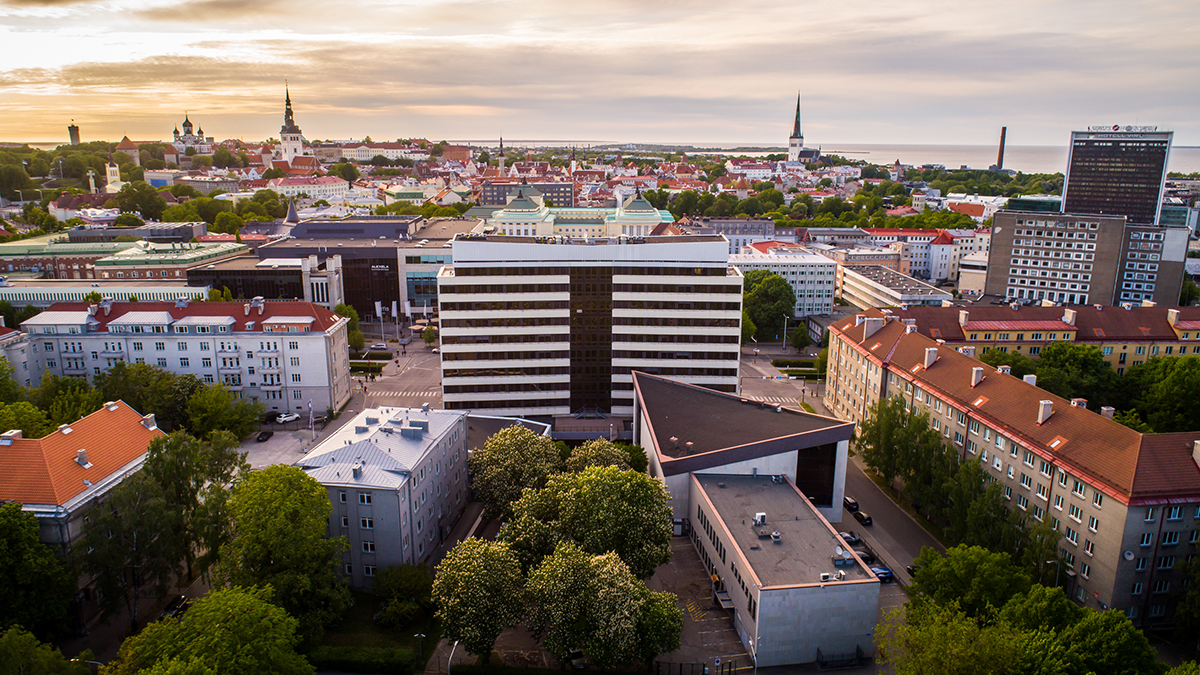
[351, 362, 385, 374]
[771, 359, 816, 368]
[307, 646, 417, 674]
[451, 666, 556, 675]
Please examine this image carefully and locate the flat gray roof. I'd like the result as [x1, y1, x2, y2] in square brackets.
[695, 474, 874, 588]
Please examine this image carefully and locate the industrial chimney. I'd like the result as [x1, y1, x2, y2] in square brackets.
[996, 126, 1007, 170]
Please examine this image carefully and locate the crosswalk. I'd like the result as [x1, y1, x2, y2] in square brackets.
[751, 396, 800, 404]
[368, 390, 441, 398]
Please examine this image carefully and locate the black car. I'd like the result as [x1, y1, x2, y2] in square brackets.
[852, 546, 876, 565]
[843, 495, 859, 512]
[256, 430, 274, 442]
[871, 566, 895, 583]
[837, 531, 860, 545]
[160, 595, 191, 620]
[906, 564, 921, 577]
[853, 510, 873, 526]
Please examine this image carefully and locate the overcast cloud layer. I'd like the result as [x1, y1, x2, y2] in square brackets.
[1, 0, 1197, 146]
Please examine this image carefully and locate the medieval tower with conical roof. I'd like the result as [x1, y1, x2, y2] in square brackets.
[787, 92, 804, 163]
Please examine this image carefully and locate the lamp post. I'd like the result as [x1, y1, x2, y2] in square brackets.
[415, 633, 427, 663]
[782, 315, 789, 352]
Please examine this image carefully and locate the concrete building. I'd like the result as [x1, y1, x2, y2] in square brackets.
[0, 277, 209, 309]
[66, 222, 206, 244]
[0, 325, 34, 387]
[728, 247, 836, 317]
[825, 312, 1200, 627]
[686, 217, 777, 254]
[835, 265, 952, 310]
[480, 181, 575, 208]
[0, 401, 164, 630]
[92, 242, 250, 281]
[0, 240, 141, 280]
[186, 255, 344, 310]
[266, 176, 351, 200]
[20, 298, 351, 416]
[806, 243, 902, 272]
[484, 191, 673, 239]
[296, 405, 469, 588]
[957, 251, 988, 296]
[985, 210, 1188, 307]
[437, 234, 742, 418]
[1063, 128, 1173, 225]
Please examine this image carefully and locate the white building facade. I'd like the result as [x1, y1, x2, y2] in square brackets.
[729, 251, 836, 317]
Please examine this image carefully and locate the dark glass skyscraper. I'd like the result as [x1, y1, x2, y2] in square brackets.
[1062, 128, 1173, 224]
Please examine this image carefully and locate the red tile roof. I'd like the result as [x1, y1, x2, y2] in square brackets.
[948, 202, 986, 218]
[877, 305, 1200, 344]
[929, 231, 956, 245]
[0, 401, 164, 506]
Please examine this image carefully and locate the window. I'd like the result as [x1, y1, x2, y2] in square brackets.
[1053, 495, 1064, 510]
[341, 516, 348, 527]
[1080, 562, 1090, 579]
[1088, 516, 1099, 532]
[180, 358, 189, 367]
[1093, 492, 1103, 508]
[969, 420, 980, 434]
[1154, 580, 1170, 594]
[1084, 539, 1094, 556]
[1072, 480, 1085, 497]
[1032, 505, 1044, 520]
[1158, 556, 1175, 569]
[1145, 507, 1156, 522]
[362, 541, 375, 553]
[132, 341, 143, 351]
[359, 493, 372, 505]
[345, 563, 352, 575]
[1040, 460, 1053, 478]
[1069, 504, 1083, 522]
[200, 342, 210, 350]
[360, 517, 373, 530]
[289, 341, 299, 350]
[1132, 582, 1143, 594]
[1065, 527, 1078, 544]
[1020, 474, 1033, 489]
[1163, 531, 1180, 546]
[1003, 485, 1013, 500]
[155, 342, 165, 351]
[1037, 484, 1048, 500]
[202, 358, 212, 368]
[1140, 533, 1153, 547]
[1017, 495, 1029, 509]
[157, 358, 167, 367]
[1168, 506, 1183, 520]
[292, 373, 302, 383]
[1023, 450, 1035, 467]
[1058, 471, 1069, 488]
[364, 565, 376, 577]
[1136, 557, 1147, 571]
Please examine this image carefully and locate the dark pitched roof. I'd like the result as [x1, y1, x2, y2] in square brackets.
[878, 305, 1200, 344]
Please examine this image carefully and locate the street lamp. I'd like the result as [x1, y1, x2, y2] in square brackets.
[414, 633, 427, 662]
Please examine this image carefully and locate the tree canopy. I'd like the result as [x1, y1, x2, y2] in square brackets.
[468, 424, 562, 520]
[0, 626, 89, 675]
[742, 270, 796, 342]
[432, 538, 524, 663]
[564, 438, 631, 473]
[0, 503, 74, 640]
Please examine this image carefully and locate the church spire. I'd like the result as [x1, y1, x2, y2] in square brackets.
[281, 83, 301, 135]
[790, 91, 803, 140]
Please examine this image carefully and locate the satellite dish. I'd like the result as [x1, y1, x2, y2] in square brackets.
[835, 546, 844, 557]
[843, 550, 853, 560]
[1124, 550, 1135, 561]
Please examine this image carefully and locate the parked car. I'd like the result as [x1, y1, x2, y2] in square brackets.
[276, 413, 300, 424]
[853, 546, 876, 565]
[160, 595, 191, 620]
[837, 531, 860, 546]
[256, 430, 274, 443]
[843, 495, 859, 512]
[871, 566, 894, 583]
[430, 347, 440, 353]
[853, 510, 873, 526]
[906, 563, 922, 577]
[567, 650, 587, 670]
[370, 343, 388, 351]
[262, 412, 280, 424]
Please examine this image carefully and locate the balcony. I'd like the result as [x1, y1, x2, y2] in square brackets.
[218, 365, 242, 373]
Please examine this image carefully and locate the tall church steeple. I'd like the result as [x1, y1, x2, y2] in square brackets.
[787, 91, 805, 163]
[790, 92, 803, 140]
[279, 82, 305, 164]
[281, 84, 302, 135]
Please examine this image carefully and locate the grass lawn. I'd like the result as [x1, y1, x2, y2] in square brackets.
[321, 590, 442, 658]
[798, 402, 816, 413]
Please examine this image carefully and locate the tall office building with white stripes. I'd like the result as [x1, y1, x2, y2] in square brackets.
[437, 234, 743, 417]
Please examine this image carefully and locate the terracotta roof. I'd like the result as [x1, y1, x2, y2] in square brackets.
[115, 136, 139, 150]
[0, 401, 163, 506]
[948, 202, 986, 218]
[929, 231, 956, 245]
[38, 300, 344, 333]
[833, 315, 1200, 502]
[962, 320, 1074, 331]
[878, 305, 1200, 344]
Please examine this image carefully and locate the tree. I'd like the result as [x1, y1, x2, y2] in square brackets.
[186, 384, 264, 439]
[1174, 557, 1200, 654]
[468, 424, 562, 520]
[143, 431, 247, 580]
[374, 563, 433, 629]
[565, 438, 630, 473]
[1122, 356, 1200, 432]
[1057, 609, 1163, 675]
[996, 584, 1083, 634]
[0, 626, 89, 675]
[1168, 664, 1200, 675]
[95, 363, 203, 432]
[113, 181, 168, 220]
[79, 472, 180, 634]
[331, 163, 359, 182]
[1182, 279, 1199, 306]
[422, 325, 437, 345]
[113, 213, 144, 228]
[909, 545, 1032, 619]
[212, 211, 244, 235]
[215, 465, 350, 643]
[876, 603, 1028, 675]
[854, 395, 911, 486]
[1032, 342, 1114, 404]
[103, 586, 314, 675]
[740, 310, 756, 344]
[347, 330, 365, 352]
[500, 466, 672, 578]
[790, 326, 811, 351]
[0, 401, 53, 437]
[262, 168, 284, 180]
[979, 349, 1037, 379]
[742, 271, 796, 341]
[0, 503, 74, 640]
[333, 303, 359, 333]
[433, 539, 523, 663]
[0, 359, 23, 405]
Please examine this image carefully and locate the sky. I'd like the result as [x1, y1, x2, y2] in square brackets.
[1, 0, 1198, 148]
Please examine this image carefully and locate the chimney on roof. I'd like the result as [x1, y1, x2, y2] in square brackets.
[1142, 299, 1156, 308]
[1168, 308, 1180, 326]
[1192, 440, 1200, 470]
[971, 367, 984, 388]
[1122, 302, 1133, 310]
[101, 297, 113, 315]
[251, 296, 265, 315]
[1023, 374, 1038, 386]
[88, 304, 98, 316]
[1100, 406, 1115, 420]
[76, 448, 90, 467]
[104, 401, 118, 411]
[924, 347, 938, 368]
[244, 303, 251, 316]
[862, 317, 884, 339]
[1062, 308, 1077, 326]
[959, 345, 977, 358]
[855, 315, 866, 326]
[141, 413, 156, 430]
[1, 429, 22, 441]
[1037, 400, 1054, 425]
[1071, 398, 1088, 408]
[685, 441, 695, 453]
[997, 365, 1012, 374]
[1010, 302, 1020, 311]
[175, 297, 189, 309]
[905, 324, 918, 333]
[959, 310, 969, 326]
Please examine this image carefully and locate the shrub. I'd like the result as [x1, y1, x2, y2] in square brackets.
[451, 667, 556, 675]
[306, 646, 417, 674]
[350, 362, 385, 374]
[771, 358, 816, 368]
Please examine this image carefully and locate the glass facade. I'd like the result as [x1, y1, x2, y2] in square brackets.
[569, 266, 612, 412]
[1063, 132, 1171, 225]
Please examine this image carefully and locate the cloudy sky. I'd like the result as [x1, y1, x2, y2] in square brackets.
[1, 0, 1198, 147]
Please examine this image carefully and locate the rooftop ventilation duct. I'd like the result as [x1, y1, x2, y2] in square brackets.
[1037, 400, 1054, 425]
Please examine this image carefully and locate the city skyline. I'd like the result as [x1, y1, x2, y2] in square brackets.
[1, 0, 1198, 146]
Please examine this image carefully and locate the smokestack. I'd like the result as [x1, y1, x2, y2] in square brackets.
[958, 310, 969, 326]
[996, 126, 1007, 170]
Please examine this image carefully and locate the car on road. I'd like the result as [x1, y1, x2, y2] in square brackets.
[256, 430, 274, 442]
[370, 343, 389, 351]
[837, 531, 860, 545]
[430, 347, 440, 353]
[160, 595, 191, 620]
[906, 564, 922, 577]
[276, 413, 300, 424]
[852, 546, 876, 565]
[852, 510, 873, 526]
[843, 495, 859, 512]
[871, 566, 894, 583]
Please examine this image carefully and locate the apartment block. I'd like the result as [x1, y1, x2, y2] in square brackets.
[729, 246, 836, 317]
[835, 265, 951, 310]
[824, 312, 1200, 626]
[296, 405, 469, 588]
[438, 234, 742, 417]
[20, 297, 351, 416]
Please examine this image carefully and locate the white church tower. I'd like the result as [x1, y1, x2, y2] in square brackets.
[787, 92, 804, 163]
[280, 85, 305, 164]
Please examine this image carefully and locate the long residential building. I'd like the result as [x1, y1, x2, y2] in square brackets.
[19, 297, 351, 416]
[728, 246, 836, 317]
[878, 303, 1200, 375]
[437, 234, 743, 417]
[825, 311, 1200, 627]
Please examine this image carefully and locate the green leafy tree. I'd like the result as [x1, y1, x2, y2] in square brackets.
[143, 431, 246, 580]
[103, 586, 314, 675]
[347, 330, 365, 352]
[422, 325, 437, 345]
[741, 309, 757, 344]
[0, 358, 23, 404]
[1168, 664, 1200, 675]
[262, 167, 285, 180]
[186, 384, 264, 439]
[742, 271, 796, 341]
[212, 211, 244, 235]
[469, 424, 561, 520]
[113, 213, 143, 228]
[331, 163, 360, 182]
[0, 401, 54, 437]
[1174, 557, 1200, 654]
[0, 503, 74, 640]
[215, 465, 350, 643]
[1121, 356, 1200, 432]
[876, 603, 1028, 675]
[790, 326, 811, 351]
[854, 395, 911, 485]
[374, 563, 433, 629]
[1058, 609, 1163, 675]
[1181, 279, 1199, 306]
[996, 584, 1083, 634]
[1032, 342, 1114, 404]
[614, 442, 650, 474]
[565, 438, 631, 473]
[1114, 409, 1154, 433]
[95, 363, 203, 432]
[500, 466, 672, 578]
[79, 472, 181, 634]
[113, 181, 168, 221]
[909, 545, 1032, 619]
[333, 303, 359, 332]
[47, 385, 105, 427]
[979, 349, 1037, 379]
[432, 539, 523, 663]
[0, 626, 89, 675]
